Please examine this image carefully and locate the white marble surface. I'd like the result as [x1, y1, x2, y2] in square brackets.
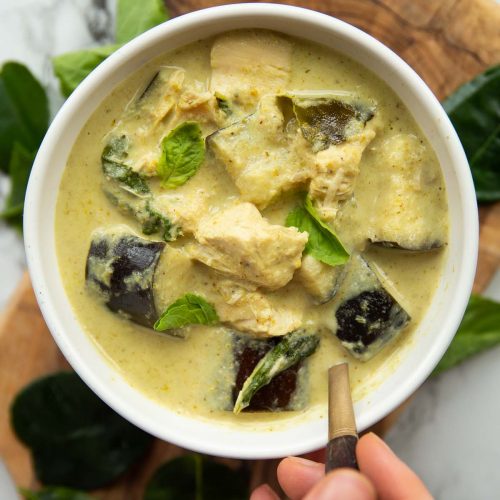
[0, 1, 499, 498]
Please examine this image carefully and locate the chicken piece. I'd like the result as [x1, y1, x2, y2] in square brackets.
[176, 81, 226, 132]
[153, 189, 208, 234]
[210, 96, 314, 208]
[210, 31, 292, 111]
[214, 280, 302, 337]
[366, 134, 447, 250]
[296, 254, 344, 304]
[154, 247, 302, 337]
[188, 203, 308, 290]
[309, 127, 376, 220]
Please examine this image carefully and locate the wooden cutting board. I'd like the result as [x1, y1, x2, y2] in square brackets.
[1, 0, 499, 497]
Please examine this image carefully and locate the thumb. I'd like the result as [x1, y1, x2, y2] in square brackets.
[304, 468, 376, 500]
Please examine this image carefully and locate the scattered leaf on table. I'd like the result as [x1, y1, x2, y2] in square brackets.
[0, 142, 35, 231]
[52, 44, 121, 98]
[443, 65, 500, 202]
[20, 486, 95, 500]
[145, 454, 249, 500]
[433, 295, 500, 376]
[116, 0, 169, 44]
[10, 372, 153, 489]
[0, 61, 48, 173]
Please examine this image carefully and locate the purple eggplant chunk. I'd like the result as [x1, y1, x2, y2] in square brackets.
[233, 339, 300, 412]
[369, 238, 443, 251]
[231, 336, 301, 412]
[86, 228, 165, 327]
[334, 255, 410, 361]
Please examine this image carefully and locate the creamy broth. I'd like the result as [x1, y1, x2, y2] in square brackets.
[55, 30, 447, 430]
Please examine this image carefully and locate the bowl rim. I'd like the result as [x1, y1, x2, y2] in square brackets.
[24, 2, 478, 459]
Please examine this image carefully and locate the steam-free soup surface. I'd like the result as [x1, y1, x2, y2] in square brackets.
[55, 30, 447, 430]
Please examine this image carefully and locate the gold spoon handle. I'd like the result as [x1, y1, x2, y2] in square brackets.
[325, 363, 359, 472]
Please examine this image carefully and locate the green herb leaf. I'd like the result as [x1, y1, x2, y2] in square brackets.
[158, 122, 205, 189]
[101, 135, 150, 195]
[1, 142, 35, 231]
[145, 454, 249, 500]
[0, 62, 48, 173]
[154, 294, 219, 332]
[20, 486, 95, 500]
[116, 0, 169, 44]
[433, 295, 500, 376]
[286, 196, 349, 267]
[11, 372, 153, 489]
[52, 44, 120, 98]
[443, 65, 500, 202]
[234, 330, 320, 414]
[215, 94, 232, 116]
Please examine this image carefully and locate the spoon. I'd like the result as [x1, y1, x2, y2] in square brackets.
[325, 362, 359, 472]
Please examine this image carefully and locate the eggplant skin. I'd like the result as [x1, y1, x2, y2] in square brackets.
[86, 230, 165, 327]
[335, 289, 410, 359]
[232, 336, 299, 412]
[369, 239, 443, 252]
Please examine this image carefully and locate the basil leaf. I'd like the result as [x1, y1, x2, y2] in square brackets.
[154, 294, 219, 332]
[116, 0, 169, 44]
[158, 122, 205, 189]
[53, 0, 169, 98]
[286, 197, 349, 266]
[10, 372, 153, 489]
[433, 295, 500, 376]
[0, 62, 48, 172]
[145, 454, 249, 500]
[20, 487, 95, 500]
[443, 65, 500, 202]
[0, 142, 35, 231]
[52, 44, 120, 98]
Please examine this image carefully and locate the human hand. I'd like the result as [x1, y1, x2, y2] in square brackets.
[251, 432, 432, 499]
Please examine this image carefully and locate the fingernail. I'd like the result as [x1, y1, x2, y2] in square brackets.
[288, 456, 323, 468]
[365, 432, 394, 454]
[261, 483, 280, 499]
[307, 469, 375, 500]
[251, 483, 280, 500]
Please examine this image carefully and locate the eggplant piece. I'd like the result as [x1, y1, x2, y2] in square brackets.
[134, 68, 184, 124]
[281, 95, 375, 152]
[365, 134, 447, 251]
[208, 96, 312, 208]
[103, 184, 182, 241]
[369, 239, 442, 251]
[232, 330, 319, 413]
[101, 135, 150, 196]
[297, 254, 345, 304]
[210, 31, 292, 111]
[333, 255, 410, 361]
[86, 228, 165, 327]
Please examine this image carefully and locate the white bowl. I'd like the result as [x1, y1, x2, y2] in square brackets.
[24, 3, 478, 459]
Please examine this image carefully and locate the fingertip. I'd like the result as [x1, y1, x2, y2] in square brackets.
[304, 468, 376, 500]
[357, 432, 432, 499]
[278, 457, 324, 500]
[250, 483, 280, 500]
